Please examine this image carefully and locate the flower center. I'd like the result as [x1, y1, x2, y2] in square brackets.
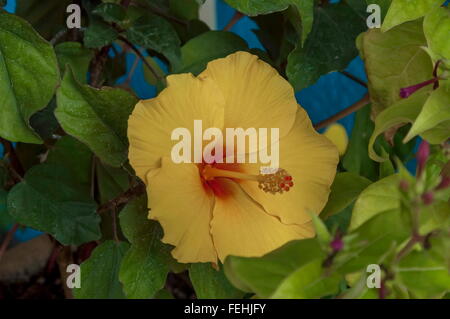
[201, 165, 294, 194]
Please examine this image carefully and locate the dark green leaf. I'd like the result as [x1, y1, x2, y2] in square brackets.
[321, 172, 372, 220]
[7, 163, 101, 245]
[29, 98, 59, 140]
[126, 14, 181, 68]
[119, 196, 175, 298]
[55, 42, 94, 84]
[55, 69, 138, 167]
[287, 2, 366, 90]
[0, 11, 59, 143]
[15, 0, 72, 39]
[93, 3, 127, 24]
[170, 0, 199, 21]
[84, 17, 118, 49]
[175, 31, 248, 74]
[190, 263, 244, 299]
[0, 189, 14, 230]
[74, 240, 130, 299]
[342, 104, 379, 180]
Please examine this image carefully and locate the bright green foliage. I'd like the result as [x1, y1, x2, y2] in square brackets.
[55, 42, 94, 84]
[0, 11, 59, 143]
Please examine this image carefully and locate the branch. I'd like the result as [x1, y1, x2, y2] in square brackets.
[224, 11, 244, 31]
[89, 45, 111, 88]
[118, 36, 166, 86]
[0, 223, 19, 263]
[313, 93, 370, 130]
[97, 182, 146, 214]
[339, 71, 367, 88]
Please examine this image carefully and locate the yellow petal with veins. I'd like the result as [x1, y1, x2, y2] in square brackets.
[128, 73, 225, 182]
[146, 158, 217, 263]
[239, 108, 339, 226]
[211, 178, 314, 262]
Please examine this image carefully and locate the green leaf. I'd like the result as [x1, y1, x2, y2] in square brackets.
[0, 189, 14, 230]
[342, 104, 379, 181]
[190, 263, 244, 299]
[126, 14, 181, 68]
[396, 234, 450, 298]
[46, 135, 93, 187]
[119, 196, 175, 298]
[0, 11, 59, 144]
[358, 20, 433, 116]
[84, 17, 118, 49]
[55, 69, 138, 167]
[15, 0, 72, 39]
[55, 42, 93, 84]
[93, 3, 127, 24]
[382, 0, 442, 32]
[287, 2, 366, 90]
[423, 6, 450, 62]
[175, 31, 248, 74]
[74, 240, 130, 299]
[368, 92, 428, 162]
[271, 259, 342, 299]
[321, 172, 372, 220]
[225, 0, 314, 45]
[7, 163, 101, 245]
[350, 174, 400, 231]
[170, 0, 199, 21]
[405, 81, 450, 144]
[225, 238, 325, 297]
[340, 208, 411, 273]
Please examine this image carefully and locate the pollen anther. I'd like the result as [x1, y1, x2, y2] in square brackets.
[257, 168, 294, 195]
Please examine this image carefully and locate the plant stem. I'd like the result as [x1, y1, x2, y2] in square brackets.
[118, 36, 166, 86]
[224, 11, 244, 31]
[313, 93, 370, 130]
[89, 45, 111, 88]
[97, 182, 146, 214]
[339, 71, 368, 88]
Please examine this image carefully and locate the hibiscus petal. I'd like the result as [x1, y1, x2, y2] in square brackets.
[199, 51, 298, 139]
[128, 73, 225, 181]
[239, 108, 339, 226]
[146, 158, 217, 263]
[211, 178, 313, 262]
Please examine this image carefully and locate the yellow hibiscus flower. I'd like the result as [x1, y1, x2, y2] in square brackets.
[128, 51, 339, 264]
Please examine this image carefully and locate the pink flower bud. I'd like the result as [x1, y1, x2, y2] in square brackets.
[416, 141, 430, 178]
[422, 192, 434, 205]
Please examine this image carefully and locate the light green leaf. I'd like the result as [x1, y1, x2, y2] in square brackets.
[175, 31, 248, 74]
[55, 69, 138, 167]
[287, 2, 366, 90]
[405, 80, 450, 144]
[7, 163, 101, 245]
[84, 18, 118, 49]
[126, 14, 181, 68]
[0, 10, 59, 143]
[74, 241, 130, 299]
[382, 0, 442, 32]
[271, 259, 342, 299]
[423, 6, 450, 62]
[143, 56, 165, 86]
[350, 174, 400, 231]
[358, 20, 433, 116]
[119, 196, 175, 299]
[190, 263, 244, 299]
[368, 92, 428, 162]
[55, 42, 93, 84]
[225, 238, 325, 297]
[396, 234, 450, 298]
[321, 172, 372, 220]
